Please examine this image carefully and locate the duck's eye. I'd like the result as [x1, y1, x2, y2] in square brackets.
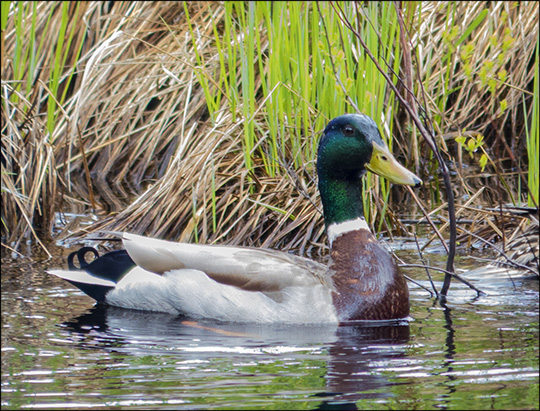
[343, 125, 355, 136]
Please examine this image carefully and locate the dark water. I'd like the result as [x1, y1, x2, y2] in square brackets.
[1, 243, 538, 410]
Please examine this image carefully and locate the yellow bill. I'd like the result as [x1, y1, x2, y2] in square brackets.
[366, 141, 422, 187]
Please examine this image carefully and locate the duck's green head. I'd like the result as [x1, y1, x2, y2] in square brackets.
[317, 114, 422, 227]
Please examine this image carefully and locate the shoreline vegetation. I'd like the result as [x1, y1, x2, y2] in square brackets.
[2, 2, 538, 278]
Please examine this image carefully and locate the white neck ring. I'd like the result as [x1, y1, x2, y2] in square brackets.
[327, 218, 371, 246]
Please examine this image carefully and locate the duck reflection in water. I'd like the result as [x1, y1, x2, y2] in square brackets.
[62, 306, 410, 408]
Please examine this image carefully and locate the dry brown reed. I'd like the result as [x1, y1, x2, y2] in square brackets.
[1, 1, 538, 266]
[406, 1, 538, 202]
[2, 2, 327, 255]
[389, 2, 539, 271]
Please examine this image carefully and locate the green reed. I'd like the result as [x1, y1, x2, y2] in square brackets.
[5, 2, 86, 137]
[2, 1, 86, 250]
[186, 1, 404, 228]
[526, 38, 539, 207]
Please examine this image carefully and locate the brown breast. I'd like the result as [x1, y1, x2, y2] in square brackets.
[330, 230, 409, 321]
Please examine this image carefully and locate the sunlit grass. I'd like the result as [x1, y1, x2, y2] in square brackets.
[185, 1, 404, 229]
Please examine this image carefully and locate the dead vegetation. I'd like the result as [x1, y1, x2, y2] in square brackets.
[1, 2, 538, 271]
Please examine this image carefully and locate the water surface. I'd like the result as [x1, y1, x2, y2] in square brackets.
[1, 244, 538, 410]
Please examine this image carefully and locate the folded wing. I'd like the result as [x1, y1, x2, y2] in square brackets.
[122, 233, 332, 292]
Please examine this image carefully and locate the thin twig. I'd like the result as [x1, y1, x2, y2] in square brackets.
[414, 233, 439, 297]
[391, 250, 434, 297]
[403, 274, 435, 297]
[405, 185, 448, 253]
[399, 264, 486, 297]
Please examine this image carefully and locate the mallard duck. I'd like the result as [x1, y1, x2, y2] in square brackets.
[49, 114, 422, 323]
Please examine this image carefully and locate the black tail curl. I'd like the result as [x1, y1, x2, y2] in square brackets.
[67, 246, 137, 283]
[68, 247, 100, 270]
